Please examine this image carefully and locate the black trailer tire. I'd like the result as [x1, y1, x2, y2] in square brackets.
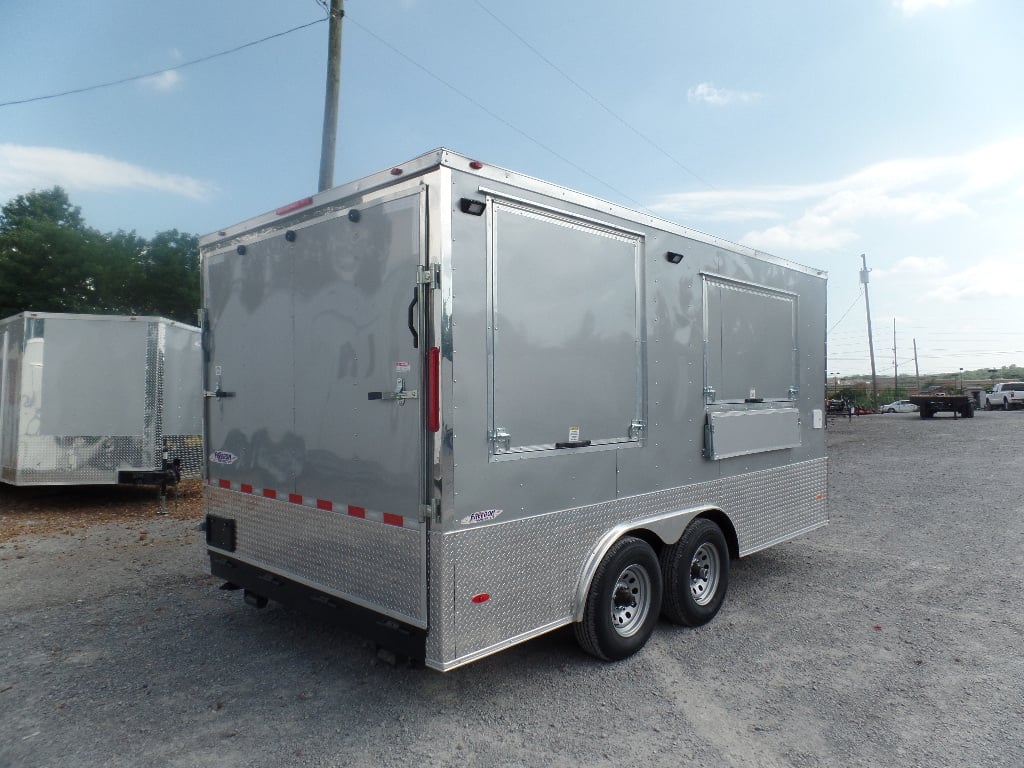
[574, 536, 662, 661]
[659, 518, 730, 627]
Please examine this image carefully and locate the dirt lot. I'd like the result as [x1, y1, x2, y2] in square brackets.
[1, 414, 1022, 768]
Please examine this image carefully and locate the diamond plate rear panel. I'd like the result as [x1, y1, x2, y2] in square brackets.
[426, 457, 827, 669]
[206, 486, 426, 627]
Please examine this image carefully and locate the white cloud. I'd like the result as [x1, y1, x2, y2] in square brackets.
[929, 259, 1024, 300]
[0, 144, 217, 202]
[141, 69, 182, 91]
[687, 82, 762, 107]
[894, 0, 973, 15]
[650, 136, 1024, 253]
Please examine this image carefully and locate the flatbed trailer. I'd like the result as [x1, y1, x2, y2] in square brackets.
[909, 394, 974, 419]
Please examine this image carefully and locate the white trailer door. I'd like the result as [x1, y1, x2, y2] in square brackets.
[204, 187, 429, 628]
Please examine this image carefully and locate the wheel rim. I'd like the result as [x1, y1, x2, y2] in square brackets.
[610, 564, 652, 637]
[689, 543, 721, 606]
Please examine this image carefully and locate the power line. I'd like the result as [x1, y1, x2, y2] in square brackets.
[828, 290, 863, 334]
[472, 0, 716, 191]
[0, 19, 326, 109]
[345, 16, 648, 210]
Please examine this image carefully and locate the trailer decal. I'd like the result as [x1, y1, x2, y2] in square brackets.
[461, 509, 503, 525]
[208, 478, 419, 529]
[210, 450, 238, 465]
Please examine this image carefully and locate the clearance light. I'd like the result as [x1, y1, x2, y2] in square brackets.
[471, 593, 490, 604]
[275, 197, 314, 216]
[390, 167, 404, 176]
[469, 160, 484, 170]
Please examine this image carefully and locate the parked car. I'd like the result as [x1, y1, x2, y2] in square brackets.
[880, 400, 918, 413]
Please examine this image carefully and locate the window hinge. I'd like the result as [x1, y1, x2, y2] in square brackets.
[489, 427, 511, 454]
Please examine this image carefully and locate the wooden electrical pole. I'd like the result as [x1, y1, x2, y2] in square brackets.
[318, 0, 345, 192]
[913, 338, 921, 393]
[860, 254, 879, 404]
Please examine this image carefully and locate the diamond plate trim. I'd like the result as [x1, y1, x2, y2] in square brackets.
[206, 485, 426, 626]
[426, 457, 827, 669]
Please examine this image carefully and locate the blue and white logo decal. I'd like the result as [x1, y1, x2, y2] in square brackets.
[210, 450, 238, 465]
[460, 509, 502, 525]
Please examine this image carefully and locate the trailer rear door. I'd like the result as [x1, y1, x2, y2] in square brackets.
[203, 186, 429, 628]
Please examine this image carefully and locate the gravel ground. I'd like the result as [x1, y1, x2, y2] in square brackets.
[1, 413, 1022, 768]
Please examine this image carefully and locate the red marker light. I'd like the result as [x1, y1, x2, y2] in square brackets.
[428, 346, 440, 433]
[471, 593, 490, 604]
[390, 167, 404, 176]
[275, 197, 314, 216]
[469, 160, 483, 170]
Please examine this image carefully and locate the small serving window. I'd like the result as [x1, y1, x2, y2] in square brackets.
[703, 275, 798, 404]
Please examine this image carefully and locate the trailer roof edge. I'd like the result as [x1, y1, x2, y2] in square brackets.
[200, 148, 827, 281]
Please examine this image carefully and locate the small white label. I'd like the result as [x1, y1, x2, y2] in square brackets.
[215, 365, 223, 377]
[569, 426, 580, 442]
[460, 509, 502, 525]
[210, 450, 238, 465]
[395, 361, 411, 373]
[749, 388, 756, 399]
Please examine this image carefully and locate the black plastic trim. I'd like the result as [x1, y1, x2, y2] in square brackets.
[209, 554, 427, 661]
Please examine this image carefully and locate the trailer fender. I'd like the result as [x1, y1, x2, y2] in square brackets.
[572, 506, 726, 623]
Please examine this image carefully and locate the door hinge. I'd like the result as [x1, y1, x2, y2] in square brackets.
[629, 420, 647, 440]
[416, 264, 439, 287]
[420, 498, 440, 523]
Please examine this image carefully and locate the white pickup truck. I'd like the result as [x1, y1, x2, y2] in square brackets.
[984, 382, 1024, 410]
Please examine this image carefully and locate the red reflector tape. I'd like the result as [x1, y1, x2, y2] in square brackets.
[347, 505, 365, 518]
[262, 488, 277, 499]
[275, 197, 313, 216]
[288, 493, 302, 504]
[471, 593, 490, 604]
[383, 513, 403, 527]
[428, 346, 440, 433]
[316, 499, 333, 512]
[218, 479, 231, 489]
[240, 483, 253, 494]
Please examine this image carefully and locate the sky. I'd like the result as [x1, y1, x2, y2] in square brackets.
[2, 0, 1023, 376]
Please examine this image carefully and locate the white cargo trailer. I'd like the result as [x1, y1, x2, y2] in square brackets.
[0, 312, 203, 486]
[200, 149, 828, 670]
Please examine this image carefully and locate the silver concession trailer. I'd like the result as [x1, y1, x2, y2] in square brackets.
[200, 149, 828, 670]
[0, 312, 203, 486]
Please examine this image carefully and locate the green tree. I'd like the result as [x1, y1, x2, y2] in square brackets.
[0, 187, 200, 325]
[0, 187, 104, 317]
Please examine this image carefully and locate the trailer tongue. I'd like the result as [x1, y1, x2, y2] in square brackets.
[200, 149, 829, 670]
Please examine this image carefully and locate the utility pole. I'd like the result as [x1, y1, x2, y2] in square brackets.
[318, 0, 345, 192]
[860, 254, 879, 405]
[913, 338, 920, 393]
[893, 319, 898, 398]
